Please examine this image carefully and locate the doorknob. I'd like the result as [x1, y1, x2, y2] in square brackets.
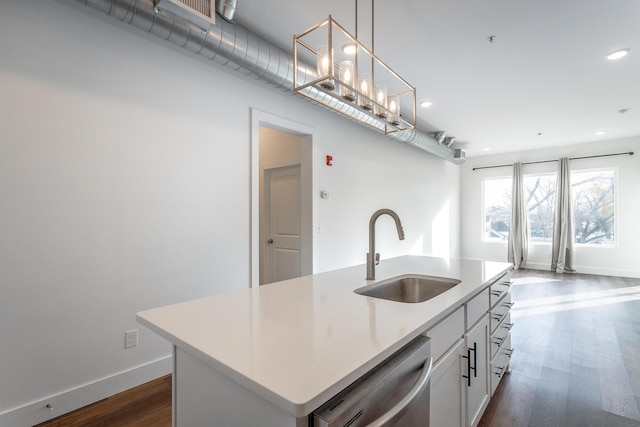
[267, 239, 274, 244]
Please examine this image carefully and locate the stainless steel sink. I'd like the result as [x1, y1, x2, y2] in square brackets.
[355, 274, 461, 303]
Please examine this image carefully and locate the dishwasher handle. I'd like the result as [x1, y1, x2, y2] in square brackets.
[365, 356, 433, 427]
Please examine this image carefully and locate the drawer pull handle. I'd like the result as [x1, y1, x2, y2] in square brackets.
[462, 349, 471, 387]
[462, 343, 478, 387]
[505, 348, 515, 357]
[503, 302, 515, 308]
[491, 290, 502, 296]
[495, 366, 507, 377]
[502, 280, 513, 287]
[492, 315, 504, 322]
[492, 337, 504, 345]
[470, 343, 477, 378]
[503, 322, 515, 330]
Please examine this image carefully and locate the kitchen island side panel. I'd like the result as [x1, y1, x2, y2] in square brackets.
[175, 347, 307, 427]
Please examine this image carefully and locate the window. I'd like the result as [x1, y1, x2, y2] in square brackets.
[524, 174, 556, 243]
[483, 174, 557, 242]
[481, 168, 615, 245]
[572, 169, 615, 245]
[483, 177, 511, 241]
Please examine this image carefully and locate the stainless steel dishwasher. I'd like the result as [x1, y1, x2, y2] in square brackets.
[312, 335, 433, 427]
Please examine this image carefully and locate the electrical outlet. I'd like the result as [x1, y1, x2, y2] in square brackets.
[125, 329, 138, 349]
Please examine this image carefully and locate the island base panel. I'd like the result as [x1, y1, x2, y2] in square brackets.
[174, 347, 307, 427]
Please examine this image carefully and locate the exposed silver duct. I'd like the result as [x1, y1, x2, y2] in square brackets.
[433, 131, 447, 145]
[76, 0, 464, 164]
[215, 0, 237, 22]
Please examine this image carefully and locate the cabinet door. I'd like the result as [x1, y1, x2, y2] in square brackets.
[464, 315, 490, 427]
[430, 339, 465, 427]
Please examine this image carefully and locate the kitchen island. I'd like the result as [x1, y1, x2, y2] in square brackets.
[137, 255, 512, 426]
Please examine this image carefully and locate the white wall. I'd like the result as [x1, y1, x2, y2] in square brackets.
[461, 137, 640, 278]
[0, 1, 461, 424]
[259, 127, 304, 167]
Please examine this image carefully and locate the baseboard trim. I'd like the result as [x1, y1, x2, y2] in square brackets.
[0, 355, 172, 427]
[521, 262, 551, 271]
[523, 262, 640, 278]
[460, 258, 639, 279]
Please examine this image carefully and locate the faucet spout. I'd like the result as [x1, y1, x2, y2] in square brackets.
[367, 209, 405, 280]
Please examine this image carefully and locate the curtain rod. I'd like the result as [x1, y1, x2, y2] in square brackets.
[472, 151, 634, 171]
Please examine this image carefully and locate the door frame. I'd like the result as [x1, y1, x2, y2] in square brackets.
[263, 164, 302, 284]
[250, 109, 314, 288]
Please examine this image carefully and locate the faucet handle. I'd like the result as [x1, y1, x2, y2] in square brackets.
[375, 253, 380, 266]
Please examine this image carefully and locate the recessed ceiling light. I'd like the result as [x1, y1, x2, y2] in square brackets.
[420, 100, 432, 108]
[607, 48, 630, 60]
[595, 130, 607, 136]
[342, 43, 357, 55]
[483, 147, 491, 151]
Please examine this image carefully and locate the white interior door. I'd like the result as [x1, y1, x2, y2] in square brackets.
[264, 165, 301, 284]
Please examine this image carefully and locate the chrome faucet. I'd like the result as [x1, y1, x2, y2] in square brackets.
[367, 209, 405, 280]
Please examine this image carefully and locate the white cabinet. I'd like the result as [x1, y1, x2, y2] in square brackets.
[430, 339, 465, 427]
[428, 307, 465, 362]
[465, 288, 489, 330]
[464, 315, 490, 427]
[489, 271, 514, 396]
[426, 307, 465, 427]
[489, 273, 511, 307]
[428, 288, 493, 427]
[490, 312, 511, 360]
[490, 333, 513, 396]
[490, 291, 512, 334]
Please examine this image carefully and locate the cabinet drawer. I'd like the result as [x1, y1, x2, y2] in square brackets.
[490, 312, 513, 359]
[465, 288, 489, 330]
[426, 306, 465, 363]
[490, 333, 512, 396]
[490, 291, 513, 334]
[489, 272, 512, 308]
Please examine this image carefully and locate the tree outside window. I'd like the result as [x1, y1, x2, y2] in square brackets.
[482, 168, 615, 245]
[524, 174, 556, 243]
[572, 169, 615, 245]
[483, 177, 511, 241]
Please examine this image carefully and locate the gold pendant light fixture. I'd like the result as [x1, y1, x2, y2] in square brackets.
[293, 0, 416, 134]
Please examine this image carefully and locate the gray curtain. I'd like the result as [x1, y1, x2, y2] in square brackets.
[508, 162, 529, 269]
[551, 157, 576, 273]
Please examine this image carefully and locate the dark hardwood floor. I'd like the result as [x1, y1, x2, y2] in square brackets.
[480, 269, 640, 427]
[34, 375, 171, 427]
[35, 270, 640, 426]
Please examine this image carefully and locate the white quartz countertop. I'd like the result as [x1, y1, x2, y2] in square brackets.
[136, 255, 512, 417]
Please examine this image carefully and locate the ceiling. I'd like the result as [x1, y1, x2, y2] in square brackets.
[233, 0, 639, 157]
